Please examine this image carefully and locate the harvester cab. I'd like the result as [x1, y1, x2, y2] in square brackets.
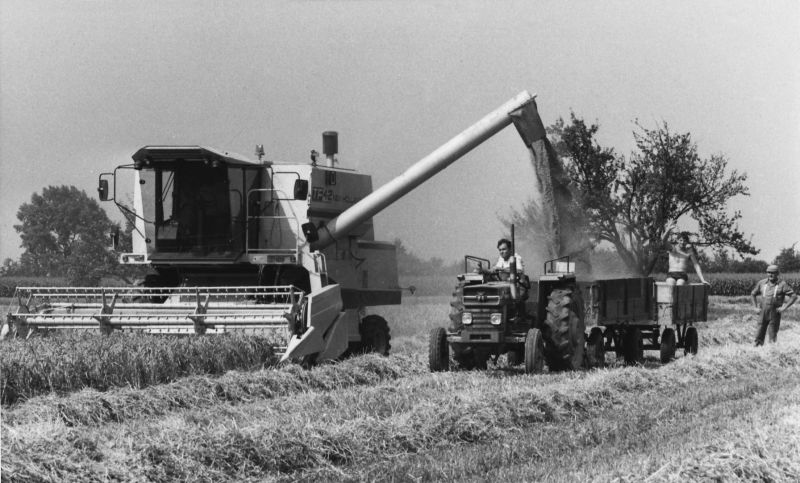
[5, 91, 551, 367]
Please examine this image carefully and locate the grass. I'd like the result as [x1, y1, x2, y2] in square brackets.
[2, 298, 799, 481]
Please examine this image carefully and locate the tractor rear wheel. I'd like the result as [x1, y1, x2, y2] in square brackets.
[524, 328, 544, 374]
[586, 327, 605, 368]
[684, 326, 698, 355]
[429, 327, 450, 372]
[660, 327, 677, 363]
[359, 315, 391, 356]
[544, 288, 586, 370]
[623, 327, 643, 365]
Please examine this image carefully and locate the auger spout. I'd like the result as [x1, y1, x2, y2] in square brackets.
[307, 90, 546, 251]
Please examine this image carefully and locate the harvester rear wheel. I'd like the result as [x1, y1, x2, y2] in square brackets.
[623, 327, 643, 365]
[586, 327, 605, 368]
[684, 326, 698, 355]
[429, 327, 450, 372]
[524, 328, 544, 374]
[359, 315, 391, 356]
[544, 288, 586, 371]
[660, 327, 677, 363]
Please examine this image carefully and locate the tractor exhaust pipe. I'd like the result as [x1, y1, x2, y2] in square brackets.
[307, 91, 544, 251]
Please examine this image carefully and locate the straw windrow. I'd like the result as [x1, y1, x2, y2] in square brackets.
[3, 335, 799, 482]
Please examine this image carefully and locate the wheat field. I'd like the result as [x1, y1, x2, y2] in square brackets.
[2, 289, 799, 481]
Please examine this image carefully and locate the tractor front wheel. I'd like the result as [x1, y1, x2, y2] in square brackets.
[524, 328, 545, 374]
[429, 327, 450, 372]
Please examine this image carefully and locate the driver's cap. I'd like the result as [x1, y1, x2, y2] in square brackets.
[766, 264, 779, 273]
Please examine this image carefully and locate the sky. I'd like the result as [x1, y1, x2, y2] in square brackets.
[1, 0, 798, 266]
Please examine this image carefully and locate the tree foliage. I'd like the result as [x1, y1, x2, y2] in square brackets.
[701, 248, 768, 273]
[774, 243, 800, 273]
[13, 185, 119, 285]
[539, 113, 757, 275]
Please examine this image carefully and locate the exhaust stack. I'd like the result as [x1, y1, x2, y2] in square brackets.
[322, 131, 338, 167]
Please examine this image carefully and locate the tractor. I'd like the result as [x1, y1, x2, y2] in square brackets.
[429, 252, 708, 373]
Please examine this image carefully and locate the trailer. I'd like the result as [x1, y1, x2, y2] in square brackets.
[583, 277, 708, 366]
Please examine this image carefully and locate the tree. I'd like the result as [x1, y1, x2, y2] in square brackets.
[774, 243, 800, 272]
[703, 247, 768, 273]
[534, 113, 757, 275]
[14, 185, 120, 285]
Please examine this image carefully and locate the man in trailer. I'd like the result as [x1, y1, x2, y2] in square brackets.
[664, 231, 707, 285]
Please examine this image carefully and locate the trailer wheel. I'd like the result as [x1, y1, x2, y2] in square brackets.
[586, 327, 606, 368]
[623, 327, 643, 365]
[359, 315, 391, 356]
[544, 288, 586, 370]
[660, 327, 677, 363]
[524, 328, 544, 374]
[429, 327, 450, 372]
[684, 326, 698, 355]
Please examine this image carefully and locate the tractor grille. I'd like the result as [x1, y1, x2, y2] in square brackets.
[464, 307, 498, 327]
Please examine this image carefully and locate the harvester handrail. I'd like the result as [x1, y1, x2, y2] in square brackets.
[245, 187, 303, 255]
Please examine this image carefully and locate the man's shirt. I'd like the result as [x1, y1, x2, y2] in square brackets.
[752, 278, 795, 307]
[495, 254, 524, 273]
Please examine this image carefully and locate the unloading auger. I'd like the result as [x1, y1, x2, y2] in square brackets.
[3, 91, 549, 364]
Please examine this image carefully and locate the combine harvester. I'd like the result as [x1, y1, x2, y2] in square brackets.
[3, 91, 553, 364]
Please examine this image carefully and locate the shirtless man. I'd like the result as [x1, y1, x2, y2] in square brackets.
[664, 231, 707, 285]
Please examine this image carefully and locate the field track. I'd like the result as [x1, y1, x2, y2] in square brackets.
[1, 298, 799, 482]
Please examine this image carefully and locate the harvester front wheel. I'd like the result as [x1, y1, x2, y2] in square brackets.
[660, 327, 677, 363]
[623, 327, 643, 365]
[524, 328, 544, 374]
[359, 315, 391, 356]
[684, 326, 698, 355]
[544, 288, 586, 371]
[429, 327, 450, 372]
[586, 327, 605, 368]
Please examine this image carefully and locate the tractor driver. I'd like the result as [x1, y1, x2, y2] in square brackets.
[664, 230, 707, 285]
[493, 238, 524, 277]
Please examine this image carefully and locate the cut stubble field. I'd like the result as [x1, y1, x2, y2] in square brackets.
[2, 293, 800, 481]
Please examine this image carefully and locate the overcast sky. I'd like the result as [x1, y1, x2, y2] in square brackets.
[1, 0, 798, 266]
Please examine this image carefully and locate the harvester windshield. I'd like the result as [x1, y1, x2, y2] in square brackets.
[141, 164, 234, 255]
[129, 147, 265, 261]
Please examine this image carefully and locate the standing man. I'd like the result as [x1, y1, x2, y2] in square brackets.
[751, 264, 797, 346]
